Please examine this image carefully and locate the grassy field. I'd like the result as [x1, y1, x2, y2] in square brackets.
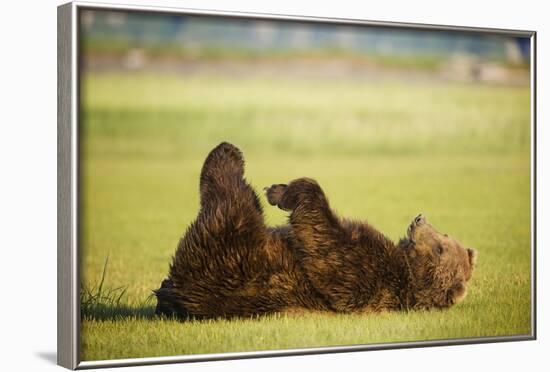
[79, 72, 532, 361]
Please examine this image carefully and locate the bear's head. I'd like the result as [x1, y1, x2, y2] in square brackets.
[399, 214, 477, 310]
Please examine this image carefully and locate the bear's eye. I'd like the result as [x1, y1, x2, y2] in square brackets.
[437, 244, 444, 255]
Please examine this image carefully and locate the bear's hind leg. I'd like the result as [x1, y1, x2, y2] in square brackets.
[198, 142, 264, 214]
[167, 143, 273, 318]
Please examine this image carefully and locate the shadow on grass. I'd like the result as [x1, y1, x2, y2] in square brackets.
[81, 256, 159, 321]
[81, 302, 158, 321]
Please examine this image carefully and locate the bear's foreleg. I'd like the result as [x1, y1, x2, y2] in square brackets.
[265, 179, 360, 311]
[265, 178, 341, 245]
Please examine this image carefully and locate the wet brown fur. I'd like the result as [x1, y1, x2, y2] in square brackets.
[155, 142, 477, 319]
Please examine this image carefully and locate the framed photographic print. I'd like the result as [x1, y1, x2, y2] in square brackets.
[57, 1, 536, 369]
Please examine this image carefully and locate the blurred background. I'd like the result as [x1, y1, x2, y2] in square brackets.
[79, 10, 531, 159]
[79, 9, 531, 360]
[81, 10, 529, 83]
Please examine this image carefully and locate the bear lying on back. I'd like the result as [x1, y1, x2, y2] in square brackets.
[155, 142, 477, 319]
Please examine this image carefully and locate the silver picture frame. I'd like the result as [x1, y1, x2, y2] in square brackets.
[58, 1, 537, 369]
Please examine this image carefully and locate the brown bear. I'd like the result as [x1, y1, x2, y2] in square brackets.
[155, 142, 477, 319]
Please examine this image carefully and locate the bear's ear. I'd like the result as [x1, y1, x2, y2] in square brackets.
[467, 248, 478, 267]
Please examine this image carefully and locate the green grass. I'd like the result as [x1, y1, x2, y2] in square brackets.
[79, 71, 531, 361]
